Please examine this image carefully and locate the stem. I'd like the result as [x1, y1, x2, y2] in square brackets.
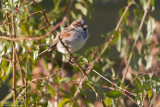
[5, 4, 17, 104]
[12, 13, 17, 106]
[15, 50, 25, 85]
[100, 3, 131, 55]
[122, 0, 151, 83]
[0, 20, 63, 41]
[73, 2, 133, 105]
[32, 0, 50, 26]
[25, 52, 29, 107]
[58, 37, 106, 107]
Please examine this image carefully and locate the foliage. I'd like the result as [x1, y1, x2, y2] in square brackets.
[0, 0, 160, 107]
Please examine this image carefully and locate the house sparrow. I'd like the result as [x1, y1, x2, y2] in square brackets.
[38, 19, 88, 56]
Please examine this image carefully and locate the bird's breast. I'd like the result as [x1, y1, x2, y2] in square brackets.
[56, 30, 88, 54]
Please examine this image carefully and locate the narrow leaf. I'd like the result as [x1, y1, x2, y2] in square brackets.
[60, 77, 72, 83]
[44, 83, 55, 97]
[105, 90, 122, 98]
[58, 98, 70, 107]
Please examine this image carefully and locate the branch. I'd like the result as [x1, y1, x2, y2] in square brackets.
[32, 0, 50, 26]
[122, 0, 151, 83]
[73, 1, 133, 104]
[58, 37, 106, 107]
[1, 57, 14, 63]
[92, 69, 135, 96]
[58, 36, 88, 77]
[11, 13, 17, 107]
[15, 50, 25, 85]
[1, 1, 34, 26]
[25, 51, 29, 107]
[0, 21, 63, 41]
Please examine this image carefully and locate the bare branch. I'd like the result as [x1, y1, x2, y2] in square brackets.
[58, 36, 106, 107]
[122, 0, 151, 83]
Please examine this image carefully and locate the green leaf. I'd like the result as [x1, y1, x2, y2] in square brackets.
[119, 7, 129, 24]
[151, 75, 160, 93]
[105, 97, 112, 106]
[157, 54, 160, 61]
[110, 31, 120, 45]
[133, 77, 142, 89]
[56, 74, 61, 84]
[58, 98, 70, 107]
[87, 78, 104, 99]
[143, 82, 151, 91]
[147, 89, 152, 99]
[146, 17, 155, 42]
[152, 75, 159, 82]
[78, 56, 88, 66]
[60, 77, 72, 83]
[151, 0, 155, 6]
[42, 57, 49, 71]
[105, 90, 122, 98]
[79, 88, 87, 99]
[33, 50, 38, 60]
[75, 3, 87, 16]
[145, 53, 153, 70]
[143, 82, 152, 99]
[44, 83, 55, 97]
[130, 47, 140, 71]
[144, 74, 150, 80]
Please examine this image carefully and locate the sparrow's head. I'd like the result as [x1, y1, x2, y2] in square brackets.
[71, 20, 88, 30]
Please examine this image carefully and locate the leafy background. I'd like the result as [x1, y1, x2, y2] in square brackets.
[0, 0, 160, 107]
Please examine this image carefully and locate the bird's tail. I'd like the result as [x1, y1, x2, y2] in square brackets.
[38, 37, 59, 57]
[37, 47, 51, 57]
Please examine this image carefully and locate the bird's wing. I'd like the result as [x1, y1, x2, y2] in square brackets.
[38, 27, 75, 57]
[59, 27, 75, 39]
[50, 26, 74, 46]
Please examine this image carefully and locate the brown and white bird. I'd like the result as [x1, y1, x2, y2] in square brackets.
[38, 19, 88, 56]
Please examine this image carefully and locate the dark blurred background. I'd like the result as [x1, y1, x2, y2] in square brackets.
[39, 0, 160, 54]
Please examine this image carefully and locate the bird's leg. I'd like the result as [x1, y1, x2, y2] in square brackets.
[71, 57, 77, 62]
[68, 55, 77, 65]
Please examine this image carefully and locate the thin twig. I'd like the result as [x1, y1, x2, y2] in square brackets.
[32, 0, 50, 26]
[58, 37, 106, 107]
[64, 0, 74, 18]
[149, 44, 160, 107]
[25, 51, 29, 107]
[1, 1, 34, 26]
[100, 3, 132, 55]
[153, 44, 160, 75]
[86, 1, 133, 75]
[92, 69, 135, 96]
[58, 36, 88, 77]
[17, 73, 55, 91]
[73, 2, 133, 104]
[1, 11, 41, 27]
[1, 57, 14, 63]
[15, 50, 25, 85]
[0, 21, 63, 41]
[11, 13, 17, 106]
[153, 61, 159, 75]
[73, 78, 86, 98]
[5, 2, 17, 104]
[122, 0, 151, 83]
[14, 0, 27, 12]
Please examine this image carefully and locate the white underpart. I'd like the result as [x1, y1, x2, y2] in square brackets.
[56, 29, 88, 54]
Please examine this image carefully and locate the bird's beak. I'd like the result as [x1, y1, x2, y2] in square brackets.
[83, 25, 88, 28]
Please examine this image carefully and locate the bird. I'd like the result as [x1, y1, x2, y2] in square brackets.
[38, 19, 88, 57]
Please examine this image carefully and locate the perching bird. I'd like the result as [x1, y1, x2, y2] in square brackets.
[38, 19, 88, 57]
